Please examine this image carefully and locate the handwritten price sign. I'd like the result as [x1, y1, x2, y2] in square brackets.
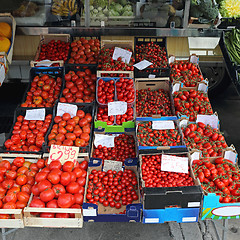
[48, 145, 79, 165]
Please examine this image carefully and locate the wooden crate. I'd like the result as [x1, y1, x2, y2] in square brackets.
[33, 34, 70, 67]
[97, 70, 134, 78]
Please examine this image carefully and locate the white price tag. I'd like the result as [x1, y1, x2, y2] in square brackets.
[0, 65, 5, 85]
[224, 151, 237, 164]
[168, 55, 175, 64]
[196, 115, 218, 129]
[108, 101, 127, 116]
[103, 160, 123, 172]
[148, 74, 156, 78]
[198, 83, 208, 92]
[25, 108, 46, 120]
[94, 134, 115, 148]
[112, 47, 132, 64]
[172, 83, 180, 94]
[133, 60, 152, 70]
[161, 154, 189, 174]
[190, 55, 198, 64]
[179, 119, 188, 128]
[83, 209, 97, 216]
[57, 103, 78, 118]
[152, 120, 175, 130]
[35, 60, 53, 67]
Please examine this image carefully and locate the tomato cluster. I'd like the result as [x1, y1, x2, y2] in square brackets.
[116, 107, 134, 125]
[97, 79, 115, 104]
[136, 88, 172, 117]
[141, 154, 194, 188]
[5, 114, 52, 152]
[116, 78, 135, 104]
[135, 42, 168, 71]
[37, 40, 70, 63]
[0, 157, 43, 218]
[98, 47, 135, 74]
[192, 157, 240, 203]
[86, 168, 139, 210]
[29, 160, 88, 218]
[48, 111, 92, 148]
[60, 69, 96, 104]
[21, 74, 62, 108]
[92, 134, 136, 162]
[170, 60, 204, 87]
[97, 106, 114, 125]
[137, 121, 182, 147]
[174, 90, 213, 121]
[182, 122, 228, 157]
[68, 38, 100, 64]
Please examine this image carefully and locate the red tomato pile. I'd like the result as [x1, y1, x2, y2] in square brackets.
[86, 168, 139, 210]
[5, 114, 52, 152]
[141, 154, 194, 188]
[98, 47, 135, 75]
[0, 157, 43, 218]
[68, 38, 100, 64]
[174, 90, 213, 121]
[92, 134, 136, 162]
[137, 121, 182, 147]
[37, 40, 70, 63]
[97, 79, 115, 104]
[170, 60, 204, 87]
[29, 160, 88, 218]
[135, 42, 168, 71]
[97, 106, 114, 125]
[192, 157, 240, 203]
[116, 78, 135, 104]
[47, 111, 92, 148]
[116, 107, 134, 125]
[59, 68, 96, 104]
[136, 88, 172, 117]
[182, 122, 228, 157]
[21, 74, 62, 107]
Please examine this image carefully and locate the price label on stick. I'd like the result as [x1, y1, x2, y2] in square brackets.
[25, 108, 46, 120]
[196, 114, 218, 129]
[94, 134, 115, 148]
[152, 120, 175, 130]
[161, 154, 188, 174]
[57, 102, 78, 118]
[103, 160, 123, 172]
[133, 60, 152, 70]
[112, 47, 132, 64]
[48, 145, 79, 165]
[108, 101, 127, 116]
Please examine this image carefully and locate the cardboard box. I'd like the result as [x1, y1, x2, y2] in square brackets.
[0, 53, 8, 86]
[83, 158, 142, 222]
[0, 13, 16, 64]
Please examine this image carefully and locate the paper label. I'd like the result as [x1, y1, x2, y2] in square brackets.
[108, 101, 127, 116]
[48, 145, 79, 165]
[190, 151, 201, 163]
[103, 160, 123, 172]
[188, 202, 200, 207]
[196, 115, 218, 129]
[94, 134, 115, 148]
[35, 60, 53, 67]
[198, 83, 207, 92]
[182, 217, 197, 222]
[133, 60, 152, 70]
[161, 154, 189, 174]
[25, 108, 46, 120]
[148, 74, 156, 78]
[152, 120, 175, 130]
[101, 21, 105, 27]
[168, 56, 175, 64]
[57, 103, 78, 118]
[112, 47, 132, 64]
[179, 119, 188, 128]
[83, 209, 97, 216]
[172, 83, 180, 94]
[224, 150, 237, 164]
[144, 218, 159, 223]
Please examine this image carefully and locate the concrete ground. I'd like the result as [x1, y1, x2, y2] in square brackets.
[1, 82, 240, 240]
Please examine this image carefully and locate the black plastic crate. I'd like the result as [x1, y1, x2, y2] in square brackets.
[2, 106, 53, 154]
[66, 36, 100, 66]
[21, 67, 64, 108]
[59, 65, 97, 104]
[44, 102, 95, 157]
[0, 116, 14, 134]
[218, 18, 240, 29]
[134, 37, 170, 78]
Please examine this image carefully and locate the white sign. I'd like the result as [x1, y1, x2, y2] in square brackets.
[112, 47, 132, 64]
[57, 103, 78, 118]
[25, 108, 46, 120]
[198, 83, 208, 92]
[161, 154, 189, 174]
[94, 134, 115, 148]
[108, 101, 127, 116]
[133, 60, 152, 70]
[148, 74, 156, 78]
[224, 150, 237, 164]
[152, 120, 175, 130]
[196, 115, 218, 129]
[103, 160, 123, 172]
[172, 83, 180, 94]
[35, 60, 53, 67]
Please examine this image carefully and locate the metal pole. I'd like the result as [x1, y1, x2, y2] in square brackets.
[85, 0, 90, 27]
[222, 219, 228, 240]
[2, 228, 6, 240]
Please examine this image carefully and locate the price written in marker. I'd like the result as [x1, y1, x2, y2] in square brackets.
[57, 102, 78, 118]
[48, 145, 79, 165]
[112, 47, 132, 64]
[25, 108, 46, 120]
[103, 160, 123, 172]
[108, 101, 127, 116]
[161, 154, 189, 174]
